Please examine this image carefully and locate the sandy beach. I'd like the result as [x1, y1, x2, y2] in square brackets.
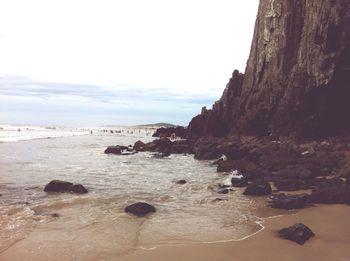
[1, 204, 348, 261]
[117, 204, 350, 261]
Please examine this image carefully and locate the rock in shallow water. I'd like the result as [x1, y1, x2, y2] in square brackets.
[125, 202, 156, 217]
[278, 223, 315, 245]
[104, 145, 128, 155]
[44, 180, 88, 194]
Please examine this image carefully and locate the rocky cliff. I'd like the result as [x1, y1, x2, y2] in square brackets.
[188, 0, 350, 139]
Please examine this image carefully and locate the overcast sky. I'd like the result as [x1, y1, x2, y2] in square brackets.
[0, 0, 259, 126]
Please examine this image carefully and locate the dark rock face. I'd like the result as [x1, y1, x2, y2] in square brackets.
[278, 223, 315, 245]
[243, 181, 272, 196]
[269, 193, 310, 210]
[152, 126, 186, 138]
[310, 177, 349, 204]
[44, 180, 88, 194]
[187, 0, 350, 138]
[104, 145, 128, 155]
[124, 202, 156, 217]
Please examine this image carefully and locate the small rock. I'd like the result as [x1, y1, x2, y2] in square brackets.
[217, 188, 230, 194]
[278, 223, 315, 245]
[125, 202, 156, 217]
[212, 198, 227, 202]
[44, 180, 73, 193]
[269, 193, 310, 210]
[51, 213, 60, 218]
[243, 181, 272, 196]
[176, 180, 187, 185]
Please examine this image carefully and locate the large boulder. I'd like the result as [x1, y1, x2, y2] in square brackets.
[269, 193, 310, 210]
[278, 223, 315, 245]
[243, 180, 272, 196]
[125, 202, 156, 217]
[44, 180, 88, 194]
[310, 177, 349, 204]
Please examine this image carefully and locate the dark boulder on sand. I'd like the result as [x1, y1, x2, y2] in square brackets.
[104, 145, 128, 155]
[44, 180, 88, 194]
[269, 193, 310, 210]
[310, 177, 349, 204]
[243, 180, 272, 196]
[278, 223, 315, 245]
[176, 180, 187, 185]
[125, 202, 156, 217]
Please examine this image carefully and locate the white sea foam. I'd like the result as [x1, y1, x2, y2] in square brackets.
[0, 125, 89, 142]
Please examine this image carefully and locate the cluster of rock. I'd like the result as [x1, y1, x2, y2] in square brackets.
[104, 133, 350, 208]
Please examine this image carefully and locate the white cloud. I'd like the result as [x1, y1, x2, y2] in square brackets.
[0, 0, 259, 125]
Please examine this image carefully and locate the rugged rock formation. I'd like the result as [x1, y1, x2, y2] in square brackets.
[188, 0, 350, 138]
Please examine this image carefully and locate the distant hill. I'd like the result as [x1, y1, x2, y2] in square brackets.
[135, 123, 178, 128]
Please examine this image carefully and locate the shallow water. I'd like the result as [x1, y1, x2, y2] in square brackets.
[0, 128, 283, 260]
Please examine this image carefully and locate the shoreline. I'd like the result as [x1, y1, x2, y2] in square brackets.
[118, 204, 350, 261]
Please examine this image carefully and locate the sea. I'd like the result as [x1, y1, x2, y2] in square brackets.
[0, 124, 283, 260]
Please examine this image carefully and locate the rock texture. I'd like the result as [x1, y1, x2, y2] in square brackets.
[188, 0, 350, 138]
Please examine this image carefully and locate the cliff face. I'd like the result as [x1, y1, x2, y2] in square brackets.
[188, 0, 350, 138]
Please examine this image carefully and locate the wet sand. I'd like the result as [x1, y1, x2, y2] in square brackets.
[118, 204, 350, 261]
[0, 205, 349, 260]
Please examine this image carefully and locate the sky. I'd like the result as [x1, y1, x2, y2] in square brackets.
[0, 0, 259, 127]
